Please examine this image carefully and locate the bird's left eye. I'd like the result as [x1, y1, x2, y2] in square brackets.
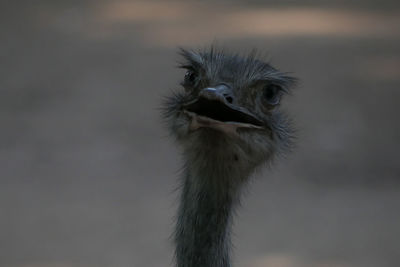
[263, 84, 282, 105]
[184, 70, 197, 86]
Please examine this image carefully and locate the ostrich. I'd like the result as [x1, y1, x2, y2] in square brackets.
[163, 47, 296, 267]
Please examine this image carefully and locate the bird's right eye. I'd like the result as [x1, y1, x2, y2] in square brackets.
[184, 70, 197, 87]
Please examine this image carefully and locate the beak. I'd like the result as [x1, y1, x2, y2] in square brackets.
[183, 84, 264, 128]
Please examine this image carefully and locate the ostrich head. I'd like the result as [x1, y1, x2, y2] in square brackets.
[164, 48, 295, 174]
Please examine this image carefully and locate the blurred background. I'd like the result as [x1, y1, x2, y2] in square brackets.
[1, 1, 399, 267]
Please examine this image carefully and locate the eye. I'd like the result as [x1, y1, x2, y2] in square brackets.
[184, 69, 197, 86]
[263, 84, 282, 105]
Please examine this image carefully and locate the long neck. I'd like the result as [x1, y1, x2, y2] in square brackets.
[174, 149, 247, 267]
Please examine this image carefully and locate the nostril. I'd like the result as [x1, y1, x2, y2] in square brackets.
[224, 94, 233, 103]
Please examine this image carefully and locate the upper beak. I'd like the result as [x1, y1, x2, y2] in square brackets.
[198, 84, 234, 105]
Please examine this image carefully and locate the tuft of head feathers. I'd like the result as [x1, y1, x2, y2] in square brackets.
[177, 47, 296, 93]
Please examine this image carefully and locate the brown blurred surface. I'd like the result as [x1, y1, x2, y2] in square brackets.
[1, 1, 400, 267]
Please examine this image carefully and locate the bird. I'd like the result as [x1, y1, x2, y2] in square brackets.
[162, 47, 296, 267]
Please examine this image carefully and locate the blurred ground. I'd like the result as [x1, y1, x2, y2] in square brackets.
[1, 1, 400, 267]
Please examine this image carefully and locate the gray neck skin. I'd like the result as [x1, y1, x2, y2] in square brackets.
[174, 145, 249, 267]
